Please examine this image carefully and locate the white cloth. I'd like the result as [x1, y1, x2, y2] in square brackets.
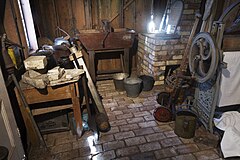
[218, 51, 240, 107]
[214, 111, 240, 158]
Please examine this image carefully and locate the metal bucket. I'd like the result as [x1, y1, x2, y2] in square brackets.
[113, 73, 129, 91]
[174, 110, 197, 139]
[139, 75, 155, 91]
[124, 77, 142, 98]
[0, 146, 9, 160]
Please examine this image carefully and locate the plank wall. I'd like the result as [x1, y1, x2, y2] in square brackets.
[29, 0, 154, 72]
[4, 0, 239, 73]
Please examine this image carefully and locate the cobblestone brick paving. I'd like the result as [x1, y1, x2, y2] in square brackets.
[28, 80, 224, 160]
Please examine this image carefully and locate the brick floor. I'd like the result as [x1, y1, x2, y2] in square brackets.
[28, 80, 224, 160]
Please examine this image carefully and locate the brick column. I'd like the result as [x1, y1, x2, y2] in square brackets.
[137, 0, 201, 85]
[137, 34, 183, 85]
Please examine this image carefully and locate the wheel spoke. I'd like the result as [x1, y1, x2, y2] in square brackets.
[198, 60, 207, 77]
[189, 32, 218, 83]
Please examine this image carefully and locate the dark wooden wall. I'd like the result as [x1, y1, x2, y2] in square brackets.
[30, 0, 158, 72]
[3, 0, 28, 56]
[4, 0, 239, 50]
[3, 0, 239, 72]
[30, 0, 155, 40]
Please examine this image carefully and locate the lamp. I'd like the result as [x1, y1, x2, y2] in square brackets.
[147, 0, 156, 33]
[148, 15, 156, 33]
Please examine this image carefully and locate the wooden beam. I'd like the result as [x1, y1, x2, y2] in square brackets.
[110, 0, 135, 22]
[32, 104, 72, 116]
[223, 35, 240, 51]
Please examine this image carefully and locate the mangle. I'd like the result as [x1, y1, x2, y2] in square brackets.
[189, 0, 240, 133]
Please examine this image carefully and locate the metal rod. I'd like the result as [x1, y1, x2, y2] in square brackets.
[101, 32, 110, 48]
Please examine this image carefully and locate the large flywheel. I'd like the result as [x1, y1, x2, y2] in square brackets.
[189, 32, 219, 83]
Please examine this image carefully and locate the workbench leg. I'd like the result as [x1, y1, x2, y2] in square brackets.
[88, 51, 96, 83]
[82, 74, 91, 117]
[124, 48, 130, 74]
[70, 83, 83, 137]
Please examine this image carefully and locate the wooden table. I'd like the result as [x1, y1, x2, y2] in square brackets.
[15, 76, 88, 147]
[77, 29, 135, 82]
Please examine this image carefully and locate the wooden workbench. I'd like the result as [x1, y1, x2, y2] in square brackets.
[14, 77, 86, 147]
[77, 29, 135, 82]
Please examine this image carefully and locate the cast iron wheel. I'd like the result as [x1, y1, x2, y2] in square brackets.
[153, 106, 172, 122]
[189, 32, 219, 83]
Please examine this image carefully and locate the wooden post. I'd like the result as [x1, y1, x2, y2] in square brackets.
[70, 83, 83, 137]
[88, 50, 96, 82]
[84, 0, 93, 29]
[52, 0, 60, 37]
[119, 0, 124, 28]
[124, 48, 130, 74]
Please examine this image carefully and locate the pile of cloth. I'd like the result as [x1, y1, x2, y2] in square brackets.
[214, 111, 240, 158]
